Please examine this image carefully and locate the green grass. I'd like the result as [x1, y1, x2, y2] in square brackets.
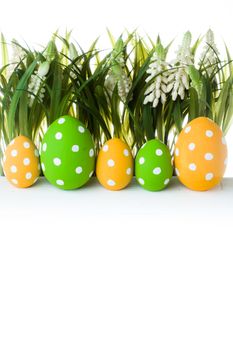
[0, 30, 232, 175]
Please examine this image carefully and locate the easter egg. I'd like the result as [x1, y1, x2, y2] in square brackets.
[40, 115, 95, 190]
[135, 139, 173, 191]
[3, 136, 40, 188]
[174, 117, 227, 191]
[96, 138, 133, 190]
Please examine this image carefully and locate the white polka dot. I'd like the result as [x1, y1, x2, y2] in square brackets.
[75, 166, 83, 174]
[107, 159, 115, 167]
[41, 163, 45, 172]
[185, 126, 191, 134]
[23, 142, 30, 149]
[205, 173, 214, 181]
[89, 149, 94, 157]
[58, 117, 65, 124]
[11, 179, 18, 185]
[156, 149, 163, 156]
[175, 168, 180, 176]
[175, 148, 179, 156]
[126, 168, 132, 175]
[224, 158, 228, 166]
[34, 149, 39, 157]
[164, 179, 170, 185]
[53, 157, 61, 166]
[89, 171, 93, 178]
[23, 158, 30, 166]
[25, 172, 32, 180]
[153, 167, 161, 175]
[56, 179, 64, 186]
[78, 126, 85, 133]
[103, 145, 109, 152]
[55, 132, 62, 140]
[9, 139, 15, 145]
[42, 143, 47, 152]
[138, 178, 145, 185]
[139, 157, 145, 164]
[189, 163, 197, 171]
[107, 179, 116, 186]
[205, 153, 214, 161]
[222, 136, 226, 145]
[72, 145, 79, 152]
[123, 149, 129, 156]
[206, 130, 213, 138]
[10, 165, 17, 173]
[188, 143, 195, 151]
[11, 149, 18, 157]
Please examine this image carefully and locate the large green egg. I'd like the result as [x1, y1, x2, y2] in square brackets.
[135, 139, 173, 191]
[40, 115, 95, 189]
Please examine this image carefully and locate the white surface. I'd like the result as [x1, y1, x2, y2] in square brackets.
[0, 177, 233, 349]
[0, 176, 233, 221]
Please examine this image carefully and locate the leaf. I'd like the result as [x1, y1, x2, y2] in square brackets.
[189, 87, 199, 120]
[8, 58, 38, 140]
[173, 100, 183, 132]
[142, 103, 154, 140]
[0, 33, 9, 78]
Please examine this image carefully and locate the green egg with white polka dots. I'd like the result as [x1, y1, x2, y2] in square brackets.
[135, 139, 173, 191]
[40, 115, 95, 190]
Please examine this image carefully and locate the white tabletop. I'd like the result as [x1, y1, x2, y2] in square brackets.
[0, 176, 233, 350]
[0, 176, 232, 228]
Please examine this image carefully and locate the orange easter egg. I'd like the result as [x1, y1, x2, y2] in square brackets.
[174, 117, 227, 191]
[3, 136, 40, 188]
[96, 138, 134, 190]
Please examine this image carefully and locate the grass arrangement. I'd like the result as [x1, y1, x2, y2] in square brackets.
[0, 29, 233, 175]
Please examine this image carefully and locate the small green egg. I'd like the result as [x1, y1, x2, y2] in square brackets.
[135, 139, 173, 191]
[40, 115, 95, 190]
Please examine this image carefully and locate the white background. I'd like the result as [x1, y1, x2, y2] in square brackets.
[0, 1, 233, 349]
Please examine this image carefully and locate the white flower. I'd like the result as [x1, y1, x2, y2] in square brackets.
[28, 61, 50, 107]
[5, 40, 25, 80]
[38, 61, 50, 77]
[105, 53, 132, 102]
[200, 29, 219, 76]
[144, 43, 169, 107]
[166, 31, 193, 101]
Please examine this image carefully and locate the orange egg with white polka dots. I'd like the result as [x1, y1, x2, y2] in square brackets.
[96, 138, 134, 190]
[3, 136, 40, 188]
[174, 117, 227, 191]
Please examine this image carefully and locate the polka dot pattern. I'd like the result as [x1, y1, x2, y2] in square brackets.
[72, 145, 79, 152]
[75, 166, 83, 174]
[155, 149, 163, 156]
[96, 138, 133, 190]
[23, 158, 30, 166]
[174, 117, 227, 191]
[55, 132, 62, 140]
[53, 158, 61, 166]
[11, 150, 18, 157]
[139, 157, 145, 164]
[40, 116, 95, 190]
[135, 139, 173, 191]
[3, 136, 40, 188]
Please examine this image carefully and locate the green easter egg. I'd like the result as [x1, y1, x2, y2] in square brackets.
[135, 139, 173, 191]
[40, 115, 95, 189]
